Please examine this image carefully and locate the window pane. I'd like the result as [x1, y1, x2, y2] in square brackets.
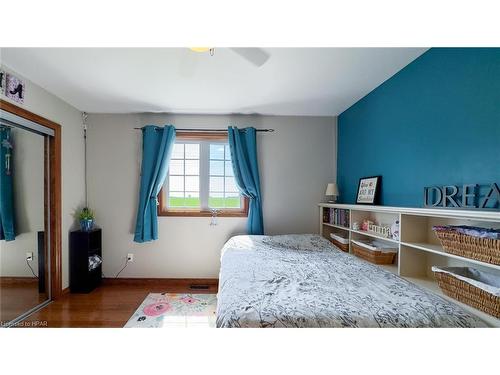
[184, 192, 200, 207]
[225, 176, 239, 192]
[185, 176, 199, 192]
[169, 191, 184, 207]
[225, 161, 234, 176]
[169, 159, 184, 175]
[185, 160, 199, 175]
[172, 143, 184, 159]
[165, 139, 244, 213]
[210, 176, 224, 192]
[209, 192, 224, 208]
[210, 160, 224, 176]
[169, 175, 184, 191]
[210, 144, 225, 160]
[224, 193, 241, 208]
[185, 144, 200, 159]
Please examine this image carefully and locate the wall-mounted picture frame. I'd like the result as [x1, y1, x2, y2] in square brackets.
[5, 73, 25, 104]
[356, 175, 381, 205]
[0, 70, 5, 95]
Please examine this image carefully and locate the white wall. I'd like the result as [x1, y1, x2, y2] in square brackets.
[0, 128, 44, 277]
[0, 62, 86, 288]
[87, 113, 336, 278]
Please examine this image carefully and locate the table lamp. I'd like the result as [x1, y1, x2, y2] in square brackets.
[325, 183, 339, 203]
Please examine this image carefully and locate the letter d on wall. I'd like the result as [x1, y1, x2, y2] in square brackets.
[424, 186, 443, 207]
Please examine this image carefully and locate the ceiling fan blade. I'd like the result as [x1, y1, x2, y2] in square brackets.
[230, 48, 270, 67]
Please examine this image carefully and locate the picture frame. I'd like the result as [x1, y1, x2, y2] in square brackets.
[5, 73, 25, 104]
[0, 70, 5, 95]
[356, 176, 381, 205]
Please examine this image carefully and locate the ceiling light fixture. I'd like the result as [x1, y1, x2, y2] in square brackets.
[189, 47, 215, 56]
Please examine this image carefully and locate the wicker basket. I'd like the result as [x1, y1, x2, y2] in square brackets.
[433, 229, 500, 265]
[329, 233, 349, 252]
[331, 238, 349, 252]
[351, 241, 396, 265]
[433, 267, 500, 318]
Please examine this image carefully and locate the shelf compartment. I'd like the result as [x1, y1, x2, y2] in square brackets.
[321, 224, 350, 249]
[351, 240, 397, 265]
[351, 229, 399, 244]
[400, 244, 500, 278]
[322, 222, 349, 231]
[351, 209, 399, 232]
[400, 213, 500, 244]
[401, 241, 500, 271]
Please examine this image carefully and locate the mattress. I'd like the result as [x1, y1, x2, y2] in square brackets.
[216, 234, 487, 328]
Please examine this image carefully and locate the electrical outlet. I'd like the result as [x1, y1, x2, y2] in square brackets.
[127, 253, 134, 262]
[26, 252, 33, 261]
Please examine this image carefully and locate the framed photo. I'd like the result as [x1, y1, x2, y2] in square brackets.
[356, 176, 381, 205]
[0, 70, 5, 95]
[5, 73, 25, 104]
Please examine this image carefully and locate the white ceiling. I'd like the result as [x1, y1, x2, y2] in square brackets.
[0, 48, 427, 116]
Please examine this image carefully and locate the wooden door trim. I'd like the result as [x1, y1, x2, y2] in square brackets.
[0, 99, 63, 299]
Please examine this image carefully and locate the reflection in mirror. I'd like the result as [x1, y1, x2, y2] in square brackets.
[0, 124, 49, 326]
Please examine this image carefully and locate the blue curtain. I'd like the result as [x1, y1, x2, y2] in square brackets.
[133, 125, 176, 243]
[0, 126, 15, 241]
[228, 126, 264, 235]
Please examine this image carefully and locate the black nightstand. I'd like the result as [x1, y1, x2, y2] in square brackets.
[70, 228, 102, 293]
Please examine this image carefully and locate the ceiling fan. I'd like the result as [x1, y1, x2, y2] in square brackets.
[179, 47, 270, 78]
[189, 47, 270, 67]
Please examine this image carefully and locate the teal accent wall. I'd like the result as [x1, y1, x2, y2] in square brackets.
[337, 48, 500, 208]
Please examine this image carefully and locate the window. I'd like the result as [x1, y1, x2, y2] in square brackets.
[158, 132, 248, 217]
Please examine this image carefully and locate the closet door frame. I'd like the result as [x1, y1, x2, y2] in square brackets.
[0, 99, 63, 299]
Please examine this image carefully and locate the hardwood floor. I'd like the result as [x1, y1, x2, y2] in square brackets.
[21, 278, 218, 328]
[1, 278, 48, 324]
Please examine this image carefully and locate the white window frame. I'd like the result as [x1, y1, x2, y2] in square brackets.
[158, 132, 248, 217]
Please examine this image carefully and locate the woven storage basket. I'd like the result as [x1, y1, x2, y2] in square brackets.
[433, 267, 500, 318]
[331, 238, 349, 252]
[351, 241, 396, 265]
[433, 229, 500, 266]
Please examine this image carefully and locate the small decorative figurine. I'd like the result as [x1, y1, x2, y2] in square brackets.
[361, 219, 373, 232]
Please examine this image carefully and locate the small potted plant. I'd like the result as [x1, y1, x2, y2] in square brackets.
[78, 207, 95, 232]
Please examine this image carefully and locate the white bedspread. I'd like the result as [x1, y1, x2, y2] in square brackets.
[216, 234, 487, 328]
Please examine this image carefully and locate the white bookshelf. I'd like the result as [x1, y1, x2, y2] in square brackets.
[319, 203, 500, 327]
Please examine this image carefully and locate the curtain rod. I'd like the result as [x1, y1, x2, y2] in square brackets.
[133, 127, 274, 132]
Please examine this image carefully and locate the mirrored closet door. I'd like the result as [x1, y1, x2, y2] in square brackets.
[0, 109, 54, 327]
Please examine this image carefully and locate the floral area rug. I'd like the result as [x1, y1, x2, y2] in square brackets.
[124, 293, 217, 328]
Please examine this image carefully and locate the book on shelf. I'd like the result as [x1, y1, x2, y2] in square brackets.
[323, 207, 350, 228]
[323, 208, 330, 223]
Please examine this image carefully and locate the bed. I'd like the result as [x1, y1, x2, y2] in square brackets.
[216, 234, 487, 328]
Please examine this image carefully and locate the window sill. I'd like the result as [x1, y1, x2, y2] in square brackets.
[158, 210, 248, 218]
